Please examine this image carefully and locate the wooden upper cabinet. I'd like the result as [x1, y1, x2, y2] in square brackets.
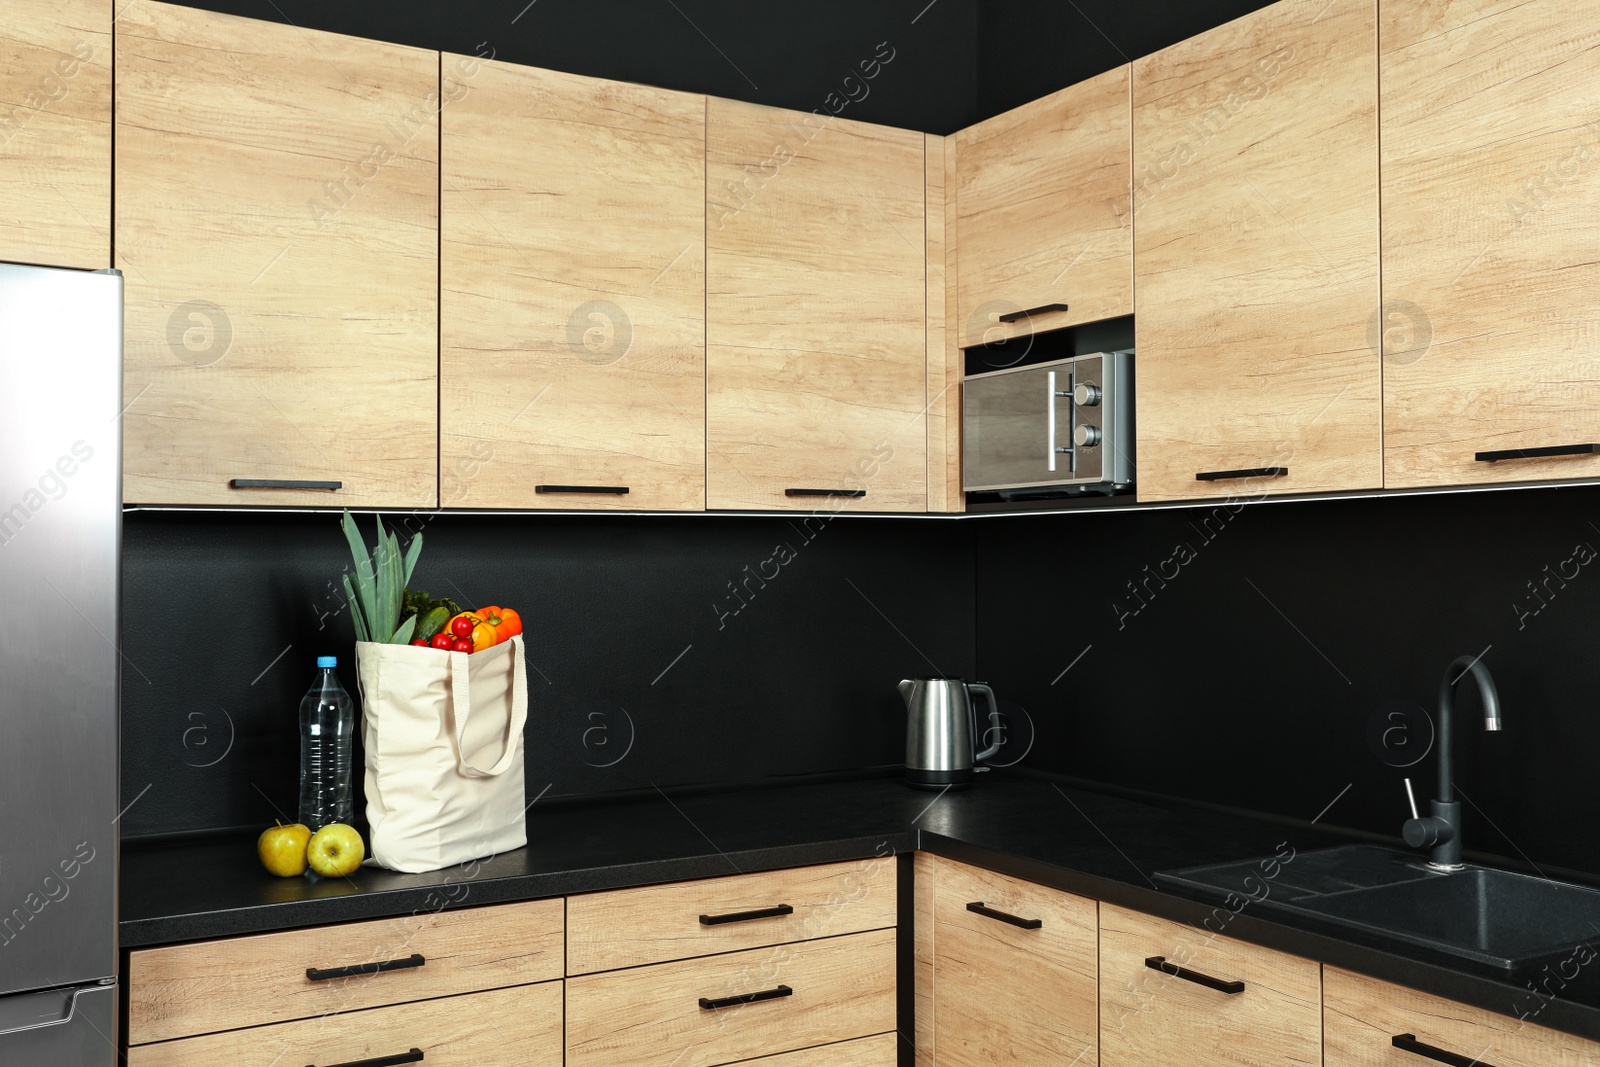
[1132, 0, 1381, 502]
[0, 0, 110, 269]
[116, 2, 438, 508]
[1325, 966, 1600, 1066]
[956, 66, 1132, 346]
[1382, 0, 1600, 488]
[441, 61, 706, 510]
[706, 99, 927, 512]
[1100, 903, 1321, 1067]
[932, 858, 1098, 1066]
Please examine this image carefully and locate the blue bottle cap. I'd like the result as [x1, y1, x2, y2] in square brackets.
[317, 655, 337, 668]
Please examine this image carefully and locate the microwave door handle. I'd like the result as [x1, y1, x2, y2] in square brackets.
[1047, 370, 1058, 472]
[1047, 370, 1073, 474]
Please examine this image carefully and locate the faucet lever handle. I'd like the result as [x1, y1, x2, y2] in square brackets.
[1403, 778, 1421, 821]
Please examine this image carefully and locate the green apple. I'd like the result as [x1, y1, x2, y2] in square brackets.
[306, 823, 365, 877]
[257, 822, 312, 877]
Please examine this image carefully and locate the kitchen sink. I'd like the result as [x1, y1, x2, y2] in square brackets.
[1157, 845, 1600, 970]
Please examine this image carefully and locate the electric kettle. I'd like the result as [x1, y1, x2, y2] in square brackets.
[898, 677, 1003, 790]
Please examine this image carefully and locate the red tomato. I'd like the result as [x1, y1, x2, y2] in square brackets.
[449, 613, 479, 639]
[430, 633, 456, 650]
[452, 637, 474, 654]
[411, 639, 429, 647]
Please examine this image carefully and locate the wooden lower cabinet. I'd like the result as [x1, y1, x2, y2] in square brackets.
[1099, 903, 1320, 1067]
[1325, 967, 1600, 1066]
[126, 899, 564, 1044]
[731, 1034, 897, 1066]
[932, 858, 1098, 1066]
[567, 858, 896, 974]
[125, 981, 561, 1066]
[566, 927, 895, 1067]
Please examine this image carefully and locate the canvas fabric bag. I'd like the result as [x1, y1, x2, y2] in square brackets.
[355, 635, 528, 873]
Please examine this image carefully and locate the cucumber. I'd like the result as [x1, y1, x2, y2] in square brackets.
[415, 605, 450, 642]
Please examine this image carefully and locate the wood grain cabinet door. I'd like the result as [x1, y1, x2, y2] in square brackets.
[1132, 0, 1381, 502]
[706, 99, 928, 512]
[441, 61, 706, 510]
[1381, 0, 1600, 488]
[932, 858, 1098, 1066]
[1099, 903, 1320, 1067]
[116, 2, 438, 507]
[956, 66, 1132, 347]
[1325, 966, 1600, 1066]
[125, 981, 563, 1067]
[0, 0, 111, 269]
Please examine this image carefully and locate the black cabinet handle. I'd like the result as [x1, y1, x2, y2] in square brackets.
[306, 953, 425, 982]
[785, 488, 866, 498]
[307, 1050, 424, 1067]
[230, 478, 342, 490]
[966, 901, 1043, 930]
[535, 484, 629, 494]
[699, 903, 794, 926]
[1392, 1034, 1499, 1067]
[698, 985, 793, 1011]
[1144, 955, 1245, 994]
[996, 302, 1071, 323]
[1475, 443, 1600, 463]
[1195, 467, 1289, 482]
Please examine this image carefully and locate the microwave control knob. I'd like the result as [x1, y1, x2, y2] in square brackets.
[1073, 382, 1102, 407]
[1074, 423, 1102, 448]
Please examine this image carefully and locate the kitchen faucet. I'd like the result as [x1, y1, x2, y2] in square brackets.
[1401, 655, 1502, 871]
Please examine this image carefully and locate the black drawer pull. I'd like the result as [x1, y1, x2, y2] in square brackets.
[306, 953, 425, 982]
[1392, 1034, 1498, 1067]
[966, 901, 1043, 930]
[699, 984, 793, 1011]
[307, 1050, 424, 1067]
[230, 478, 342, 490]
[1144, 955, 1245, 994]
[996, 302, 1071, 323]
[785, 488, 866, 498]
[699, 903, 795, 926]
[535, 484, 629, 494]
[1195, 467, 1289, 482]
[1475, 443, 1600, 463]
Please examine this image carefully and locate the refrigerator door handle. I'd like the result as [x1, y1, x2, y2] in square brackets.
[0, 986, 92, 1038]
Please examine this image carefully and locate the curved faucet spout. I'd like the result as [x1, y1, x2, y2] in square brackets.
[1437, 655, 1501, 804]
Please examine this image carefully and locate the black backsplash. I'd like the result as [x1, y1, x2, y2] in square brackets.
[120, 511, 975, 839]
[975, 484, 1600, 879]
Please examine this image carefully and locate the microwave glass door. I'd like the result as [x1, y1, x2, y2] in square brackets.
[964, 363, 1063, 490]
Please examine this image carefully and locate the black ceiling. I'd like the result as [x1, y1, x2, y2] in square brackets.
[163, 0, 1280, 134]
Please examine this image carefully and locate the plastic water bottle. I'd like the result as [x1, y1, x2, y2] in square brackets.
[298, 656, 355, 830]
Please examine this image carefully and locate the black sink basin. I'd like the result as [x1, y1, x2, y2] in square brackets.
[1158, 845, 1600, 970]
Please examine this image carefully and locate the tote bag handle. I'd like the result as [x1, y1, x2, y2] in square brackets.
[449, 640, 528, 779]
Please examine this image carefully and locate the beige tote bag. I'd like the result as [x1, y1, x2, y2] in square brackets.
[355, 635, 528, 873]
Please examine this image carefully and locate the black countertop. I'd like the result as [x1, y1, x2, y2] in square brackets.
[121, 773, 1600, 1043]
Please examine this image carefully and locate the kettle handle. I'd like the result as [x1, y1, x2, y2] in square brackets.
[969, 683, 1003, 764]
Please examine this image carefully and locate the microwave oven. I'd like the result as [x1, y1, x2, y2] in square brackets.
[962, 351, 1134, 495]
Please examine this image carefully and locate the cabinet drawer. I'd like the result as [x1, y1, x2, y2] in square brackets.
[127, 899, 563, 1044]
[566, 926, 896, 1067]
[732, 1033, 896, 1066]
[567, 858, 896, 974]
[1099, 903, 1320, 1067]
[933, 857, 1098, 1066]
[126, 981, 561, 1067]
[1325, 966, 1600, 1066]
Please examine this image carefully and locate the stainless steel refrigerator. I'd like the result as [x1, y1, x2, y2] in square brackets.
[0, 262, 121, 1064]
